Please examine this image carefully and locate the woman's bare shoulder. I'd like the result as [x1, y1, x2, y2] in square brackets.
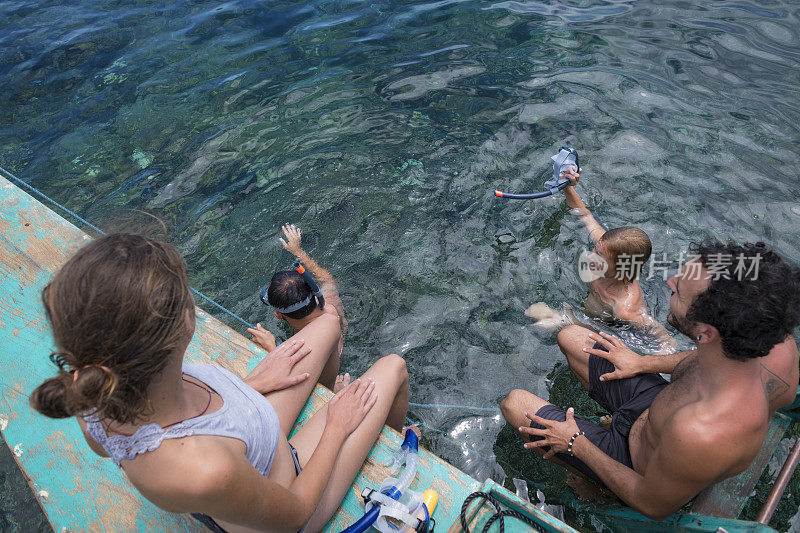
[123, 435, 245, 512]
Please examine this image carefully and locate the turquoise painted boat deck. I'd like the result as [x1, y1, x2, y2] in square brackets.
[0, 175, 576, 532]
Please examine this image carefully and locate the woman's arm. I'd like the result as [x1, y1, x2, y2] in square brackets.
[142, 378, 378, 532]
[191, 431, 345, 532]
[562, 169, 606, 244]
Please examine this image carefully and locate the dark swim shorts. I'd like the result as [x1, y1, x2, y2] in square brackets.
[531, 343, 668, 484]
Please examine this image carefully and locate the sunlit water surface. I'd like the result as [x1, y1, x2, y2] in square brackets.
[2, 0, 800, 529]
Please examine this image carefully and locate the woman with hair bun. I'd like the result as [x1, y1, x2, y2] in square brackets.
[31, 233, 410, 533]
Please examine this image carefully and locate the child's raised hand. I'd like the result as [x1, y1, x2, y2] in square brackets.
[279, 224, 303, 256]
[563, 167, 581, 187]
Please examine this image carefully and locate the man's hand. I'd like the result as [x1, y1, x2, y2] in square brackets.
[279, 223, 303, 257]
[243, 339, 312, 394]
[519, 408, 581, 459]
[584, 332, 645, 381]
[563, 167, 580, 187]
[248, 323, 277, 352]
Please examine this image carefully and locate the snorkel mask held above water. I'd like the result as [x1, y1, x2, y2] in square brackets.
[259, 261, 325, 313]
[494, 146, 579, 200]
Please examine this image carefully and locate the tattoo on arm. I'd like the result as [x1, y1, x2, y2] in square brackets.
[760, 364, 790, 401]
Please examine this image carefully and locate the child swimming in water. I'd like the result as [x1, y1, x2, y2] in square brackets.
[526, 168, 676, 353]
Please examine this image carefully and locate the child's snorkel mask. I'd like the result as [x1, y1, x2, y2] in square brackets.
[494, 146, 579, 200]
[260, 261, 325, 313]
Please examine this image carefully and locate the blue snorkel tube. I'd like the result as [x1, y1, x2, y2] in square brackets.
[341, 431, 429, 533]
[339, 491, 397, 533]
[494, 146, 579, 200]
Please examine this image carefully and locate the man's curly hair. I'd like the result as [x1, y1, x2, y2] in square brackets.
[687, 241, 800, 361]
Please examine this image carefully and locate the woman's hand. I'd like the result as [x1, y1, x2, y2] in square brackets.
[279, 224, 303, 257]
[248, 323, 277, 352]
[325, 378, 377, 438]
[518, 408, 581, 459]
[243, 339, 312, 394]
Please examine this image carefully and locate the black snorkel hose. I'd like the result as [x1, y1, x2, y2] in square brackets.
[293, 261, 325, 310]
[493, 183, 569, 200]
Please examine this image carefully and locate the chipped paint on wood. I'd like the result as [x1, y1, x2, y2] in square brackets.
[0, 175, 575, 532]
[0, 175, 225, 532]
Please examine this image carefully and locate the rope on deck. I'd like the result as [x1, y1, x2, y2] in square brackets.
[0, 165, 255, 330]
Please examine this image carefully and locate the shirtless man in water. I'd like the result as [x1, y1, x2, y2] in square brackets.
[249, 224, 348, 390]
[526, 169, 675, 353]
[502, 241, 800, 519]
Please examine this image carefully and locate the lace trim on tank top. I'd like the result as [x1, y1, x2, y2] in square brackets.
[83, 379, 227, 468]
[82, 363, 281, 475]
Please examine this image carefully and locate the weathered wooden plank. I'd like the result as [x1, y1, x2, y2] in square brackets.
[3, 176, 564, 532]
[690, 412, 791, 519]
[0, 179, 204, 532]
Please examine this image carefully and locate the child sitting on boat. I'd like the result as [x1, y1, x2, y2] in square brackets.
[525, 168, 675, 353]
[30, 233, 410, 533]
[249, 223, 348, 390]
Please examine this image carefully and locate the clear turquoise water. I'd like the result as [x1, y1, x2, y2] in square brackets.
[2, 0, 800, 530]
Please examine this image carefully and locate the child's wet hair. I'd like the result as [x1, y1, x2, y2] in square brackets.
[600, 227, 652, 282]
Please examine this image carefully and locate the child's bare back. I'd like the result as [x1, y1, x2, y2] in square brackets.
[587, 277, 646, 321]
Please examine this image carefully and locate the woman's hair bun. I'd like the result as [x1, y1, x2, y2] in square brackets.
[30, 375, 72, 418]
[71, 365, 119, 407]
[30, 364, 118, 418]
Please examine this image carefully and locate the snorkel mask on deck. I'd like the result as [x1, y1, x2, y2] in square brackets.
[260, 261, 325, 313]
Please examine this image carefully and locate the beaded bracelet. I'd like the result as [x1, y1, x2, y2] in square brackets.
[567, 430, 585, 456]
